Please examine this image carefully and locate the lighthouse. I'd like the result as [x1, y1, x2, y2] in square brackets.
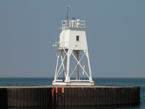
[52, 16, 94, 85]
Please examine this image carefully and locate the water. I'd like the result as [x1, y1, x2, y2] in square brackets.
[0, 77, 145, 109]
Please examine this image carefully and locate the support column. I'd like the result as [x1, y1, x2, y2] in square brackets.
[65, 50, 72, 82]
[85, 50, 93, 82]
[54, 50, 61, 81]
[75, 51, 80, 80]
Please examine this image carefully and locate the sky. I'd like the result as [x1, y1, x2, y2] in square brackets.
[0, 0, 145, 78]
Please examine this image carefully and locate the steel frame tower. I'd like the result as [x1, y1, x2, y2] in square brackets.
[52, 19, 94, 85]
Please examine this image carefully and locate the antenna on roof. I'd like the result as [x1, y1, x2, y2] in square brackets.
[67, 5, 70, 27]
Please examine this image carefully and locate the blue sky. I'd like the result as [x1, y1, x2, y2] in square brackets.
[0, 0, 145, 77]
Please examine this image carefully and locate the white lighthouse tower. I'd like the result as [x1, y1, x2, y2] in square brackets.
[52, 12, 94, 85]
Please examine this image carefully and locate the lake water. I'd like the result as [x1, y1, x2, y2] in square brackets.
[0, 77, 145, 109]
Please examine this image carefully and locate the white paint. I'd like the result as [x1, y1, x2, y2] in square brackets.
[52, 19, 94, 86]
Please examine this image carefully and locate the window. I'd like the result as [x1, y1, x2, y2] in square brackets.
[76, 36, 79, 41]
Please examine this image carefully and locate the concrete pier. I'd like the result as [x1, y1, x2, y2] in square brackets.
[0, 86, 140, 106]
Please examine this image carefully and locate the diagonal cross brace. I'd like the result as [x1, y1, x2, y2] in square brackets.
[71, 51, 90, 78]
[70, 51, 86, 77]
[56, 51, 67, 77]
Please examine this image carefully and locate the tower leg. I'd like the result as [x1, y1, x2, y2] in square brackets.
[65, 49, 72, 82]
[54, 50, 61, 81]
[75, 51, 80, 80]
[85, 50, 93, 82]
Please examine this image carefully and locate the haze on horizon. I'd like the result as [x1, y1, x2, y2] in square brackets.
[0, 0, 145, 78]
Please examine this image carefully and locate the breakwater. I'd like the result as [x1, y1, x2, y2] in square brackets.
[0, 86, 140, 107]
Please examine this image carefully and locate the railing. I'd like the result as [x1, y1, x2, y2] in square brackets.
[55, 80, 90, 82]
[61, 20, 85, 28]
